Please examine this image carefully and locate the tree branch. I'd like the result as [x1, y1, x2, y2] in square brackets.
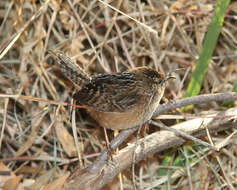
[64, 92, 237, 190]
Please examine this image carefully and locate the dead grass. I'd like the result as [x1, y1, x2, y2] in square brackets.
[0, 0, 237, 189]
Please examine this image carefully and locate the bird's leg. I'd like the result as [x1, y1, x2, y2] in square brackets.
[103, 127, 113, 161]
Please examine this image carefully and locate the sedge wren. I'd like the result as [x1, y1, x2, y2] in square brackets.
[49, 51, 174, 130]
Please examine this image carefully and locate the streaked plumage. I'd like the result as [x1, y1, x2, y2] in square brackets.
[49, 51, 172, 130]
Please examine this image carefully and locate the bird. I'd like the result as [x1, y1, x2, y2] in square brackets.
[49, 51, 174, 130]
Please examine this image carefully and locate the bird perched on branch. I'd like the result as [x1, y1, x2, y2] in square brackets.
[49, 51, 174, 130]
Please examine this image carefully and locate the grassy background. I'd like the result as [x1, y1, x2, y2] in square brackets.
[185, 0, 231, 109]
[0, 0, 237, 189]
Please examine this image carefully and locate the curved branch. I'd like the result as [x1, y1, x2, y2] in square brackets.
[64, 92, 237, 190]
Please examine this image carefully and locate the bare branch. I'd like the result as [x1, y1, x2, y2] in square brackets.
[64, 92, 237, 190]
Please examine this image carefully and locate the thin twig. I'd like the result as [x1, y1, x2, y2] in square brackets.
[154, 92, 237, 116]
[151, 121, 219, 151]
[97, 0, 157, 35]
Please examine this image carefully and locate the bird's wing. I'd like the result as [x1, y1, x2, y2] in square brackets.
[73, 72, 149, 112]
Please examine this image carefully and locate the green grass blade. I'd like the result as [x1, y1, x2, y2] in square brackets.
[185, 0, 230, 109]
[223, 81, 237, 107]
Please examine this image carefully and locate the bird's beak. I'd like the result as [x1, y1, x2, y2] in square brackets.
[165, 76, 176, 81]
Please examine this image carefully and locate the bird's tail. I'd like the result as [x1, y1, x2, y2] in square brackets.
[48, 50, 91, 89]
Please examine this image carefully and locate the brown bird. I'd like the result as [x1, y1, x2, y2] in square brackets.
[49, 51, 174, 130]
